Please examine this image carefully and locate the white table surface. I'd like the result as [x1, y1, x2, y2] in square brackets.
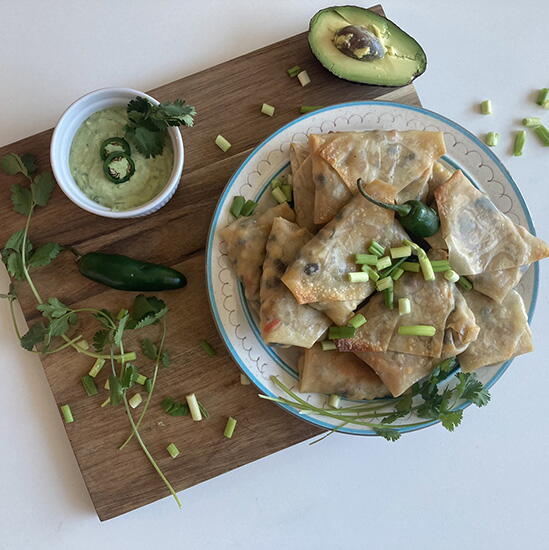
[1, 1, 548, 548]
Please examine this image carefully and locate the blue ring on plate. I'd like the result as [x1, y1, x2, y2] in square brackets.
[206, 101, 539, 436]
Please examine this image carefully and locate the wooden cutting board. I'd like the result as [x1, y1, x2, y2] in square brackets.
[0, 4, 421, 520]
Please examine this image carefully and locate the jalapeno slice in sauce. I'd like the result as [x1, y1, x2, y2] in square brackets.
[103, 151, 135, 184]
[100, 136, 131, 160]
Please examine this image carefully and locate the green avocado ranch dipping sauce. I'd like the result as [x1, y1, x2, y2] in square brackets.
[69, 106, 174, 211]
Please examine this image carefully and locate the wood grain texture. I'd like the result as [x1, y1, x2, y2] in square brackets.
[0, 5, 421, 520]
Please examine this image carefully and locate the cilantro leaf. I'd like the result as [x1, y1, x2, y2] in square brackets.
[373, 427, 401, 442]
[440, 410, 463, 432]
[11, 183, 33, 215]
[109, 374, 123, 406]
[130, 126, 165, 158]
[20, 322, 47, 351]
[21, 154, 37, 175]
[28, 242, 63, 268]
[3, 229, 32, 254]
[1, 153, 28, 177]
[114, 312, 130, 347]
[455, 372, 491, 407]
[5, 251, 25, 280]
[120, 363, 138, 390]
[381, 410, 408, 424]
[46, 314, 74, 343]
[140, 338, 158, 360]
[127, 96, 151, 118]
[93, 329, 109, 352]
[93, 309, 115, 329]
[31, 172, 56, 206]
[395, 392, 413, 413]
[161, 396, 189, 417]
[128, 295, 167, 329]
[36, 297, 72, 319]
[157, 100, 196, 127]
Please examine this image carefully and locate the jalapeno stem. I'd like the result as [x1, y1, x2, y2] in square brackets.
[357, 179, 411, 216]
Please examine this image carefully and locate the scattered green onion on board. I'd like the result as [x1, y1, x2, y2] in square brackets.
[129, 393, 143, 409]
[297, 70, 311, 87]
[485, 132, 499, 147]
[391, 267, 404, 281]
[480, 99, 492, 114]
[402, 261, 420, 272]
[81, 375, 98, 397]
[166, 443, 180, 459]
[100, 397, 110, 408]
[272, 186, 288, 204]
[321, 340, 337, 351]
[384, 287, 394, 309]
[348, 313, 367, 329]
[328, 326, 356, 340]
[215, 134, 231, 152]
[361, 265, 380, 281]
[390, 245, 412, 259]
[523, 117, 541, 127]
[368, 240, 385, 257]
[536, 88, 549, 107]
[397, 325, 436, 337]
[186, 393, 202, 421]
[240, 373, 251, 385]
[376, 256, 392, 271]
[224, 417, 237, 439]
[376, 276, 393, 292]
[299, 105, 323, 114]
[88, 358, 105, 378]
[327, 394, 341, 409]
[240, 199, 258, 217]
[230, 196, 245, 218]
[287, 65, 301, 77]
[60, 404, 74, 424]
[261, 103, 275, 117]
[534, 125, 549, 146]
[444, 269, 460, 283]
[355, 253, 378, 265]
[458, 276, 473, 291]
[347, 271, 369, 283]
[398, 297, 411, 316]
[200, 339, 217, 357]
[135, 374, 147, 386]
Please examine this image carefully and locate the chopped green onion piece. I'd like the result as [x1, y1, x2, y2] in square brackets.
[287, 65, 301, 77]
[328, 394, 341, 409]
[224, 417, 237, 439]
[522, 117, 541, 127]
[398, 297, 411, 316]
[81, 375, 98, 397]
[384, 287, 394, 309]
[348, 313, 367, 329]
[145, 379, 153, 393]
[186, 393, 202, 421]
[281, 183, 293, 202]
[402, 261, 420, 272]
[376, 256, 392, 270]
[88, 358, 105, 378]
[404, 240, 435, 281]
[286, 174, 293, 186]
[430, 260, 450, 268]
[457, 276, 473, 291]
[240, 199, 257, 217]
[215, 134, 231, 152]
[391, 267, 404, 281]
[104, 379, 110, 390]
[513, 130, 526, 157]
[368, 240, 385, 256]
[361, 265, 380, 281]
[200, 339, 217, 357]
[100, 397, 110, 408]
[272, 186, 288, 204]
[397, 325, 436, 337]
[328, 326, 356, 340]
[60, 404, 74, 424]
[376, 276, 393, 292]
[536, 88, 549, 106]
[117, 352, 137, 363]
[297, 70, 311, 87]
[240, 373, 251, 385]
[299, 105, 323, 114]
[480, 99, 492, 114]
[129, 393, 143, 409]
[444, 269, 460, 283]
[432, 264, 451, 273]
[355, 253, 378, 265]
[166, 443, 180, 459]
[321, 340, 337, 351]
[390, 245, 412, 259]
[135, 374, 147, 385]
[485, 131, 499, 147]
[271, 177, 283, 189]
[261, 103, 275, 117]
[347, 271, 369, 283]
[230, 196, 245, 218]
[534, 125, 549, 146]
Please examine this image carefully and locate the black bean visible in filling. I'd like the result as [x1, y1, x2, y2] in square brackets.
[304, 262, 320, 275]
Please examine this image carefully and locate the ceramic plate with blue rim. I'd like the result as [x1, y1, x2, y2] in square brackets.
[206, 101, 539, 436]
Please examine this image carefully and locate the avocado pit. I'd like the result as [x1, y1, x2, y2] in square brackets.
[334, 25, 385, 61]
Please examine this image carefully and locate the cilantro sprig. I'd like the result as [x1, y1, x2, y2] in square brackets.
[125, 96, 196, 158]
[261, 357, 491, 442]
[0, 153, 181, 507]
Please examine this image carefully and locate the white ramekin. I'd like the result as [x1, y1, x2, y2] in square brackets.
[50, 87, 184, 218]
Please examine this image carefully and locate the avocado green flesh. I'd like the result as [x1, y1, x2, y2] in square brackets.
[69, 106, 173, 211]
[309, 6, 427, 86]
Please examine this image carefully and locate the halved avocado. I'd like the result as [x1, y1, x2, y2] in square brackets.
[308, 6, 427, 86]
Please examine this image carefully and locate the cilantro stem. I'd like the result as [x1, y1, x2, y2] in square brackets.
[21, 205, 44, 304]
